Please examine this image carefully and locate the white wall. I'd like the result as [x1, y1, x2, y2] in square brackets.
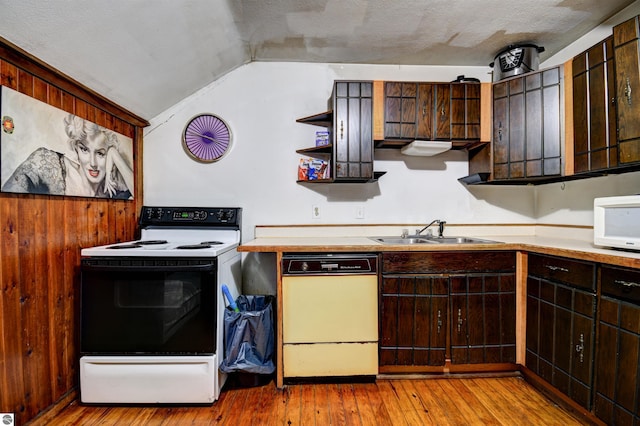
[535, 172, 640, 225]
[143, 0, 640, 240]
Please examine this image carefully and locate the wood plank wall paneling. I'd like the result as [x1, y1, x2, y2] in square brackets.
[0, 48, 147, 425]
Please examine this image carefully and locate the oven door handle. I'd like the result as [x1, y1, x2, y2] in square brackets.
[81, 263, 216, 272]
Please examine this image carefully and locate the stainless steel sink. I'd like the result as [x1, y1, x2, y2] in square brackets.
[430, 237, 500, 244]
[370, 236, 500, 245]
[369, 237, 440, 245]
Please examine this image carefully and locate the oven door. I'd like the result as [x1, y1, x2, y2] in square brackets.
[80, 257, 217, 355]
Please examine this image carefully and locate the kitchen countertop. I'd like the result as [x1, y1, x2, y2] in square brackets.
[238, 226, 640, 269]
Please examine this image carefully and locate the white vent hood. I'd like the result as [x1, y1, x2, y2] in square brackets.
[400, 140, 452, 156]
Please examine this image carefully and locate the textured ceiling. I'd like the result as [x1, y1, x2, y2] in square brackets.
[0, 0, 637, 120]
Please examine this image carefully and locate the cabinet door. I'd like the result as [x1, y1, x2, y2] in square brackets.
[449, 83, 481, 141]
[384, 82, 418, 139]
[416, 83, 434, 139]
[525, 73, 544, 177]
[589, 38, 618, 171]
[527, 279, 596, 410]
[492, 67, 563, 181]
[614, 16, 640, 164]
[573, 51, 589, 173]
[433, 83, 451, 139]
[508, 78, 526, 179]
[594, 266, 640, 424]
[595, 296, 640, 424]
[570, 290, 596, 408]
[541, 68, 562, 176]
[526, 255, 597, 411]
[334, 81, 373, 179]
[449, 272, 516, 365]
[559, 286, 596, 408]
[383, 82, 439, 141]
[383, 82, 402, 139]
[380, 275, 447, 367]
[525, 276, 541, 370]
[521, 69, 562, 178]
[493, 83, 510, 179]
[573, 38, 618, 173]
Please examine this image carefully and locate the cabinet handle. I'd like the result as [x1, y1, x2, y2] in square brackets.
[544, 265, 569, 273]
[422, 102, 427, 118]
[437, 310, 442, 334]
[498, 122, 503, 141]
[457, 308, 463, 333]
[614, 279, 640, 289]
[624, 77, 632, 105]
[575, 333, 584, 363]
[340, 120, 344, 140]
[441, 106, 445, 116]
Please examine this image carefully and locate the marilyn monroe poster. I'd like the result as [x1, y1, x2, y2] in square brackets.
[1, 86, 134, 199]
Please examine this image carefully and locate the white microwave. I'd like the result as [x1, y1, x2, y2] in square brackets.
[594, 195, 640, 251]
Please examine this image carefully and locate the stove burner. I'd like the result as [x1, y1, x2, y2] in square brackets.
[108, 243, 143, 249]
[200, 241, 224, 245]
[137, 240, 169, 245]
[175, 244, 212, 250]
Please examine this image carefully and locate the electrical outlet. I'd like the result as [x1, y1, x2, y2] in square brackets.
[312, 205, 321, 219]
[355, 205, 365, 219]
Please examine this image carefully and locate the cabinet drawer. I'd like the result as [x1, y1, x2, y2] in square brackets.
[382, 251, 515, 274]
[601, 265, 640, 305]
[528, 254, 595, 291]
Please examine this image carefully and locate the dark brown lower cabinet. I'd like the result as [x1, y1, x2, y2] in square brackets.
[380, 251, 516, 371]
[526, 254, 596, 411]
[594, 265, 640, 425]
[380, 275, 448, 366]
[450, 273, 516, 364]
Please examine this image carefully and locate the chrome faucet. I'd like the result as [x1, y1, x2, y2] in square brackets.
[416, 219, 446, 237]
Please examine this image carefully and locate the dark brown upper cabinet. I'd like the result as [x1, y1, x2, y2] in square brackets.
[376, 81, 481, 149]
[572, 36, 618, 174]
[613, 15, 640, 166]
[296, 81, 384, 183]
[492, 66, 563, 182]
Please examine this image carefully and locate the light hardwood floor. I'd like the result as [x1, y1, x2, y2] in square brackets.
[30, 376, 589, 425]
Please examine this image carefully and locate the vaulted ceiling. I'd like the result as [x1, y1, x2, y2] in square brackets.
[1, 0, 636, 119]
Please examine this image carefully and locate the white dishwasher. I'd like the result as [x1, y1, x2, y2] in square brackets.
[281, 253, 378, 378]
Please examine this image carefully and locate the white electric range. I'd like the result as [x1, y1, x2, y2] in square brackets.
[79, 206, 242, 404]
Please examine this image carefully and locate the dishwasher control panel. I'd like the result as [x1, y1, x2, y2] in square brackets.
[282, 254, 377, 275]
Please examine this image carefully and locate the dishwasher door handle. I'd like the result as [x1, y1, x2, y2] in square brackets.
[320, 263, 340, 271]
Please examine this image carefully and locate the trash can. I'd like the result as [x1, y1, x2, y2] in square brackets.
[220, 295, 275, 387]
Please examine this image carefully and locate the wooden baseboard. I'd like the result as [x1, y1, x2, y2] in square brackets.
[26, 389, 78, 426]
[379, 362, 518, 375]
[519, 366, 606, 426]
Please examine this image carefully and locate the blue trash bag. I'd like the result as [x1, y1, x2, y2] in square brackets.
[220, 295, 275, 375]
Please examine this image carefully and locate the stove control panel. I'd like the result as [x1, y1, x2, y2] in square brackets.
[139, 206, 241, 228]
